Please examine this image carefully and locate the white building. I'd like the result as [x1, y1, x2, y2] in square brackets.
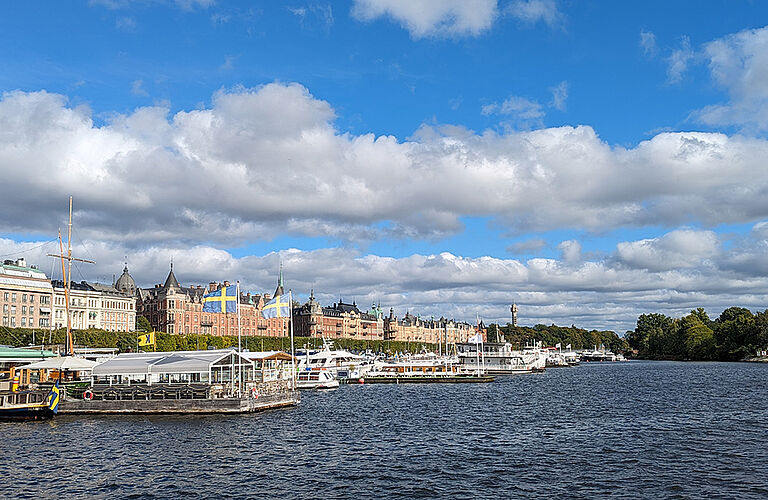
[52, 280, 136, 332]
[0, 258, 53, 329]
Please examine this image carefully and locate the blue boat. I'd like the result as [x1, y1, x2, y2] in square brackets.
[0, 382, 60, 421]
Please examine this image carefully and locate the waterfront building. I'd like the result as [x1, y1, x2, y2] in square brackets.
[292, 292, 384, 339]
[383, 308, 480, 343]
[51, 279, 136, 332]
[136, 264, 265, 336]
[0, 258, 54, 329]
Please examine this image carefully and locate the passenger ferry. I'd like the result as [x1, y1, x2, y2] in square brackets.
[456, 342, 543, 374]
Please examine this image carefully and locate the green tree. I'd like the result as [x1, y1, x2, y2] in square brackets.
[135, 316, 152, 332]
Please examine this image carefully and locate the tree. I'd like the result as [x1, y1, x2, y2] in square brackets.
[136, 315, 152, 332]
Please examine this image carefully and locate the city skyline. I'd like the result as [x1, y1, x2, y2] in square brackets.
[3, 1, 768, 332]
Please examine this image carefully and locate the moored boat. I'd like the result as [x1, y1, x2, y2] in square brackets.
[296, 369, 340, 390]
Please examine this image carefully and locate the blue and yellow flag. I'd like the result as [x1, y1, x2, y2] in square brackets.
[262, 293, 290, 319]
[203, 285, 238, 313]
[47, 381, 61, 414]
[138, 332, 155, 346]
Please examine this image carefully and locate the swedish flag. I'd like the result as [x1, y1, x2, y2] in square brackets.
[47, 381, 61, 414]
[203, 285, 238, 313]
[262, 293, 290, 319]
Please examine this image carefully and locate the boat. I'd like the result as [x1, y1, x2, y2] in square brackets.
[296, 369, 340, 390]
[456, 341, 543, 374]
[296, 339, 374, 379]
[355, 355, 494, 383]
[0, 382, 60, 421]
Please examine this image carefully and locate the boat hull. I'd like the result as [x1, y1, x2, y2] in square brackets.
[0, 406, 54, 421]
[358, 375, 495, 384]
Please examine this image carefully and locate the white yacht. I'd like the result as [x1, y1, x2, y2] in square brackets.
[296, 339, 375, 379]
[296, 370, 340, 390]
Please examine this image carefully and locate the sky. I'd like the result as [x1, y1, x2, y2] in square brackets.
[2, 0, 768, 333]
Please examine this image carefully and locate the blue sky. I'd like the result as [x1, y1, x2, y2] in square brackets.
[3, 0, 768, 332]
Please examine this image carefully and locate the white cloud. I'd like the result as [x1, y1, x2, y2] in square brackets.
[549, 81, 568, 111]
[351, 0, 498, 39]
[5, 225, 768, 333]
[130, 79, 149, 96]
[507, 238, 546, 254]
[506, 0, 562, 28]
[639, 29, 656, 58]
[667, 36, 693, 83]
[558, 239, 581, 263]
[616, 229, 719, 272]
[5, 85, 768, 252]
[695, 25, 768, 131]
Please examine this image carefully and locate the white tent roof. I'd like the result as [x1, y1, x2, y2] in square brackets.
[22, 356, 100, 371]
[92, 349, 250, 376]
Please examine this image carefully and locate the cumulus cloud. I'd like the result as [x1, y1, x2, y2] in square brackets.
[506, 0, 563, 28]
[351, 0, 498, 39]
[5, 225, 768, 333]
[5, 86, 768, 250]
[695, 25, 768, 131]
[615, 229, 719, 272]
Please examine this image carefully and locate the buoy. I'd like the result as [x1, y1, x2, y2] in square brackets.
[358, 378, 364, 384]
[83, 389, 94, 401]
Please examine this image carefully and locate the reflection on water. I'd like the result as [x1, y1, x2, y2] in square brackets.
[2, 361, 768, 499]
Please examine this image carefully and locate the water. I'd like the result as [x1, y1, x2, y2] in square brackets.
[3, 361, 768, 499]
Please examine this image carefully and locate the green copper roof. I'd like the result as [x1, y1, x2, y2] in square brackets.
[0, 346, 57, 358]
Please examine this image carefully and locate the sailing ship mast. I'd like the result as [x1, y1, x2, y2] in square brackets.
[47, 197, 94, 356]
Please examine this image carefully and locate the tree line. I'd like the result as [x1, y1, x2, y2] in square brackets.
[488, 323, 629, 353]
[0, 326, 436, 355]
[626, 307, 768, 361]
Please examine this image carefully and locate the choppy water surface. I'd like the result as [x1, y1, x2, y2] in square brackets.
[3, 361, 768, 499]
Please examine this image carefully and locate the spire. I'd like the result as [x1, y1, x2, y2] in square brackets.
[273, 261, 285, 297]
[164, 261, 180, 289]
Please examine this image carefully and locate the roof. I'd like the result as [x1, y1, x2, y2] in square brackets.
[92, 349, 250, 376]
[22, 356, 99, 371]
[0, 346, 57, 360]
[240, 351, 296, 362]
[163, 265, 181, 289]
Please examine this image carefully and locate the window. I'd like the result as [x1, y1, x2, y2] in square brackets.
[21, 317, 26, 327]
[2, 316, 7, 326]
[29, 306, 34, 315]
[3, 292, 7, 301]
[11, 305, 16, 315]
[22, 306, 26, 315]
[10, 317, 15, 327]
[22, 294, 27, 303]
[2, 305, 6, 314]
[11, 293, 16, 302]
[39, 318, 49, 327]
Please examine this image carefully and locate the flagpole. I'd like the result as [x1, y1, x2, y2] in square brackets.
[289, 289, 296, 391]
[237, 280, 242, 395]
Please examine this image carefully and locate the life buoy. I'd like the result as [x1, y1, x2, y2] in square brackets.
[251, 388, 259, 399]
[83, 389, 94, 401]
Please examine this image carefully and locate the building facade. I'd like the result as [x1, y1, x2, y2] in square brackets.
[382, 309, 480, 344]
[0, 258, 53, 329]
[136, 265, 266, 336]
[51, 279, 136, 332]
[292, 293, 384, 339]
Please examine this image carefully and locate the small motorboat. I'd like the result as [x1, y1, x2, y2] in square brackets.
[296, 370, 340, 390]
